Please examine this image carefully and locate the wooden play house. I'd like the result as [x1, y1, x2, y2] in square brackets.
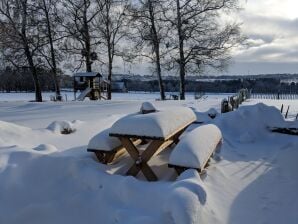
[73, 72, 109, 100]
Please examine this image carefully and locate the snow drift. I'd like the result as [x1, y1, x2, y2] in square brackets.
[0, 149, 206, 224]
[214, 103, 286, 142]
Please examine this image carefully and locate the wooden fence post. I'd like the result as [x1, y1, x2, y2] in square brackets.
[285, 106, 290, 119]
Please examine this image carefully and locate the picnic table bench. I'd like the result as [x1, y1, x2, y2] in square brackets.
[168, 124, 222, 174]
[87, 128, 143, 164]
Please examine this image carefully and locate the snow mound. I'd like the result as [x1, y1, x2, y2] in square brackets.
[190, 107, 212, 123]
[169, 124, 222, 169]
[0, 120, 31, 145]
[47, 120, 80, 134]
[215, 103, 286, 141]
[0, 120, 31, 134]
[140, 102, 157, 114]
[164, 170, 206, 224]
[110, 107, 196, 139]
[238, 131, 255, 143]
[33, 144, 57, 153]
[0, 150, 207, 224]
[88, 128, 121, 151]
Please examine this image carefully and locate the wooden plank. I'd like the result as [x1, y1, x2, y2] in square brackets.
[170, 127, 188, 144]
[87, 139, 142, 164]
[94, 151, 105, 163]
[105, 147, 127, 164]
[199, 140, 222, 172]
[87, 139, 142, 154]
[141, 163, 158, 181]
[120, 137, 141, 176]
[121, 138, 161, 180]
[120, 137, 140, 160]
[141, 140, 164, 162]
[126, 164, 140, 176]
[110, 133, 165, 140]
[120, 138, 175, 181]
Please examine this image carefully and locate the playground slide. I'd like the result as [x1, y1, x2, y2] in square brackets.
[77, 87, 91, 101]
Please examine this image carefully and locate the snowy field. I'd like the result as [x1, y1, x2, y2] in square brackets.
[0, 93, 298, 224]
[0, 91, 232, 102]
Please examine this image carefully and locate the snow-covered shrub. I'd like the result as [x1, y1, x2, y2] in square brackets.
[47, 120, 79, 134]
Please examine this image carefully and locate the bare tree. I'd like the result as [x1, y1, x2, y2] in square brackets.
[61, 0, 102, 72]
[0, 0, 44, 102]
[164, 0, 243, 99]
[37, 0, 62, 100]
[94, 0, 128, 100]
[126, 0, 168, 100]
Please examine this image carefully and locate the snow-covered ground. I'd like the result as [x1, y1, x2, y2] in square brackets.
[0, 91, 231, 101]
[0, 93, 297, 224]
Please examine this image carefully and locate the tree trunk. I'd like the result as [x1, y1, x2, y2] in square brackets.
[107, 55, 112, 100]
[42, 0, 61, 100]
[83, 1, 92, 72]
[25, 46, 42, 102]
[176, 0, 186, 100]
[106, 1, 112, 100]
[107, 32, 112, 100]
[21, 1, 42, 102]
[85, 39, 92, 72]
[154, 44, 165, 100]
[148, 0, 165, 100]
[31, 67, 43, 102]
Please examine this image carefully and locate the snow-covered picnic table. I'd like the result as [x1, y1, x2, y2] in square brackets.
[109, 107, 196, 181]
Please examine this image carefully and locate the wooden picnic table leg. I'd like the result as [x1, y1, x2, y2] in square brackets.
[120, 138, 159, 180]
[138, 140, 165, 181]
[141, 139, 177, 181]
[119, 137, 142, 177]
[120, 138, 176, 181]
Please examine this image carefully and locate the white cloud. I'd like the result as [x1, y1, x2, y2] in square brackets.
[243, 0, 298, 20]
[225, 0, 298, 74]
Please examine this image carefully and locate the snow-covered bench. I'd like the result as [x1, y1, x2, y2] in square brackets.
[87, 128, 142, 164]
[168, 124, 222, 174]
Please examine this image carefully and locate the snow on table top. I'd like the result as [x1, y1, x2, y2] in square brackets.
[109, 107, 196, 139]
[169, 124, 222, 169]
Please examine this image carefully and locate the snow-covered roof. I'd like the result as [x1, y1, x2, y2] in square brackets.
[74, 72, 101, 77]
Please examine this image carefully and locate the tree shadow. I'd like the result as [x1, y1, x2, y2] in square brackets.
[222, 133, 298, 224]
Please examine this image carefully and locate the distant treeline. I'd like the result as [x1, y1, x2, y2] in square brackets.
[125, 78, 298, 93]
[1, 68, 298, 94]
[0, 67, 72, 92]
